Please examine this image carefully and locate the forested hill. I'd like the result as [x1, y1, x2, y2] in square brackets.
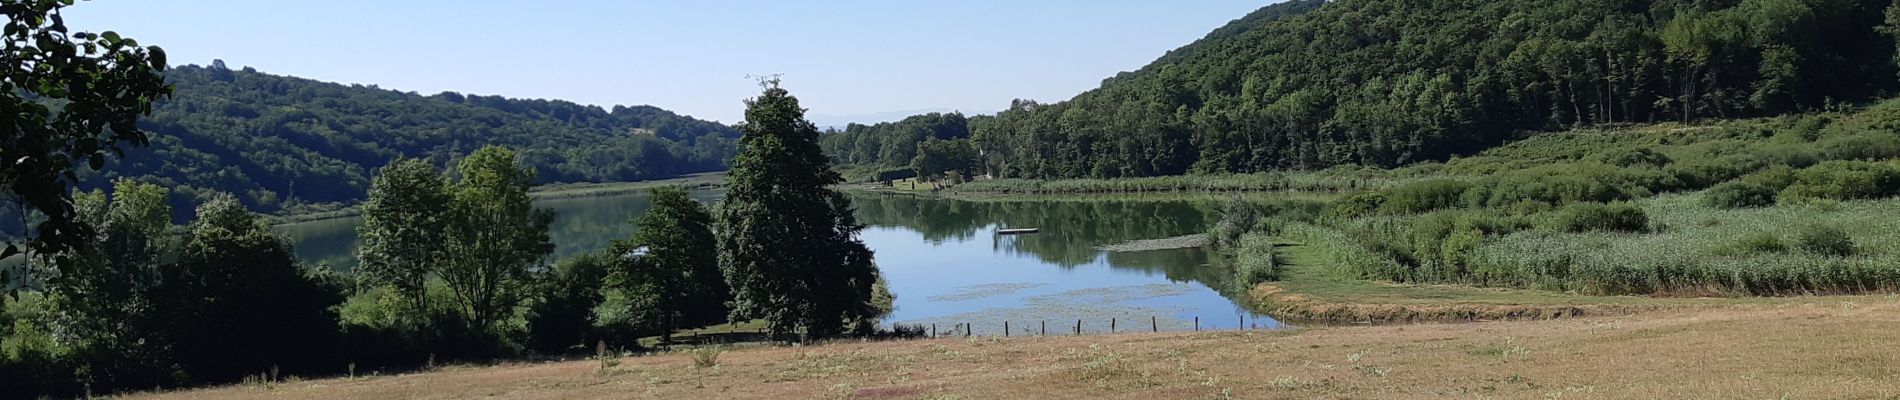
[830, 0, 1900, 179]
[93, 63, 740, 214]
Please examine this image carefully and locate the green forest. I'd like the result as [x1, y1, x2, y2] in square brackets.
[92, 63, 740, 217]
[826, 0, 1900, 181]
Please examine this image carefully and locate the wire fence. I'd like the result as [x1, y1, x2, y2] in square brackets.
[907, 314, 1276, 339]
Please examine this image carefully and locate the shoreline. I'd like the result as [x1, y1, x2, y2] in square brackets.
[267, 172, 727, 225]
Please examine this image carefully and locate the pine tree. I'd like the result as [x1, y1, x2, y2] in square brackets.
[718, 80, 886, 341]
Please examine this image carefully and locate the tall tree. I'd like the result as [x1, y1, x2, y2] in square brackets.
[601, 187, 727, 343]
[160, 193, 344, 384]
[355, 158, 451, 316]
[718, 80, 886, 341]
[46, 179, 173, 390]
[440, 146, 554, 332]
[1, 0, 171, 293]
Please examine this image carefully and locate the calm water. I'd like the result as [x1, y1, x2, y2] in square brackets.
[276, 191, 1278, 334]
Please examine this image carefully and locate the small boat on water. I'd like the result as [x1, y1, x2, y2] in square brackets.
[996, 228, 1040, 235]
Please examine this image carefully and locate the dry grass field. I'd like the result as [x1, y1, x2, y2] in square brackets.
[134, 296, 1900, 400]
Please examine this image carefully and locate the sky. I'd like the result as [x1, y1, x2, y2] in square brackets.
[66, 1, 1275, 124]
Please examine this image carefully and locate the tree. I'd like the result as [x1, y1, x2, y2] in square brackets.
[601, 187, 726, 343]
[356, 158, 451, 316]
[440, 146, 554, 332]
[45, 179, 174, 390]
[526, 252, 611, 354]
[718, 80, 886, 341]
[1, 0, 172, 293]
[160, 193, 344, 384]
[911, 138, 979, 182]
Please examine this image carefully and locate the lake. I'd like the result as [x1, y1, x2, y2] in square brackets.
[275, 190, 1278, 335]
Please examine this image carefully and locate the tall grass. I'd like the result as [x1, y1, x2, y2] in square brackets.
[950, 169, 1411, 195]
[1233, 234, 1279, 285]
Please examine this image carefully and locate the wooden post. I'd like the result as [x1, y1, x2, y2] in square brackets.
[1111, 318, 1116, 333]
[1076, 319, 1082, 335]
[1041, 321, 1046, 336]
[1239, 315, 1245, 331]
[1152, 316, 1158, 333]
[966, 322, 972, 337]
[1004, 321, 1010, 337]
[931, 323, 937, 338]
[1194, 316, 1200, 332]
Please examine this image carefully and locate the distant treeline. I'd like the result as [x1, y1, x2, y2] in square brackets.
[88, 63, 740, 217]
[824, 0, 1900, 180]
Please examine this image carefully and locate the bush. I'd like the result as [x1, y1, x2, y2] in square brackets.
[1234, 234, 1279, 285]
[1552, 203, 1649, 233]
[1703, 181, 1778, 209]
[1779, 161, 1900, 202]
[1378, 179, 1471, 214]
[1792, 224, 1855, 257]
[1731, 232, 1787, 254]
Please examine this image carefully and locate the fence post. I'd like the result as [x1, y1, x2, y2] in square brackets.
[1239, 315, 1245, 331]
[1194, 316, 1200, 332]
[1111, 318, 1117, 333]
[1152, 316, 1157, 333]
[1076, 319, 1082, 335]
[1004, 321, 1010, 337]
[966, 322, 972, 337]
[1041, 320, 1046, 336]
[931, 323, 937, 338]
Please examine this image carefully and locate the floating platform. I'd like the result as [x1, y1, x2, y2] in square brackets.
[996, 228, 1041, 235]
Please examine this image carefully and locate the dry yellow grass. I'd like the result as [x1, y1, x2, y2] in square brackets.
[135, 296, 1900, 400]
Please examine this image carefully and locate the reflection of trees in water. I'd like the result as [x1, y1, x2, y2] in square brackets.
[280, 191, 726, 272]
[850, 193, 1261, 306]
[541, 191, 723, 261]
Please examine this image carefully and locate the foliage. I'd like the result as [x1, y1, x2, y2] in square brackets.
[1233, 234, 1279, 285]
[597, 187, 728, 343]
[526, 252, 611, 354]
[718, 81, 884, 342]
[1551, 203, 1650, 233]
[958, 0, 1898, 180]
[910, 138, 980, 182]
[1, 0, 171, 293]
[95, 64, 739, 215]
[158, 193, 345, 384]
[355, 158, 451, 315]
[1778, 160, 1900, 203]
[819, 112, 969, 167]
[439, 146, 555, 333]
[1703, 181, 1778, 208]
[1791, 224, 1855, 257]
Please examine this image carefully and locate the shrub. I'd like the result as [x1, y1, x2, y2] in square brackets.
[1591, 147, 1673, 168]
[1234, 234, 1279, 285]
[1778, 161, 1900, 202]
[1378, 179, 1471, 214]
[1703, 181, 1778, 209]
[1731, 232, 1787, 254]
[1792, 224, 1855, 257]
[1552, 203, 1649, 233]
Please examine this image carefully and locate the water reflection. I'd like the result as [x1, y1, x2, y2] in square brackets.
[276, 190, 1280, 334]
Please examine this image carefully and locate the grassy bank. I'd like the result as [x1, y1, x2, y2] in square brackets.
[1246, 238, 1767, 324]
[130, 296, 1900, 399]
[267, 172, 726, 225]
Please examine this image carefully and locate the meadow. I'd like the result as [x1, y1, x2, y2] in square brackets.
[1204, 99, 1900, 303]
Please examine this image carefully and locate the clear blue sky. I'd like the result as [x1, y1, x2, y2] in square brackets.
[67, 1, 1274, 124]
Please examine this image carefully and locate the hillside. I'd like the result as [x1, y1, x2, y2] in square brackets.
[827, 0, 1900, 180]
[91, 63, 740, 214]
